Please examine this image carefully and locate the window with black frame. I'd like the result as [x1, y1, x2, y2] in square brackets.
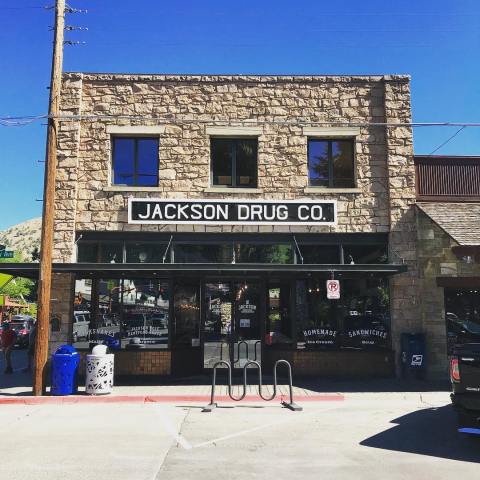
[112, 137, 159, 186]
[211, 138, 257, 188]
[308, 139, 355, 188]
[296, 277, 390, 350]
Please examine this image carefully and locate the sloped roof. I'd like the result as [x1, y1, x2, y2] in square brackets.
[417, 202, 480, 246]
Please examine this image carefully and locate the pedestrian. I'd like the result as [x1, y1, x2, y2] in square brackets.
[1, 322, 17, 374]
[23, 320, 37, 373]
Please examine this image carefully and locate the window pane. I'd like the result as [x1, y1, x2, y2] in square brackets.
[301, 245, 340, 264]
[174, 244, 233, 263]
[236, 244, 293, 263]
[125, 242, 167, 263]
[308, 140, 329, 187]
[77, 243, 98, 263]
[121, 279, 170, 349]
[266, 283, 293, 345]
[173, 284, 201, 347]
[235, 139, 257, 187]
[211, 138, 232, 186]
[72, 278, 93, 347]
[446, 288, 480, 354]
[113, 138, 135, 185]
[99, 243, 123, 263]
[137, 138, 159, 186]
[342, 245, 388, 264]
[332, 140, 354, 188]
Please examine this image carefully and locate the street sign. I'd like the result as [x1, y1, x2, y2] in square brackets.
[0, 250, 14, 259]
[326, 279, 340, 300]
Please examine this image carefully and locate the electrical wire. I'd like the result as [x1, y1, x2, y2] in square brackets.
[429, 126, 467, 154]
[1, 114, 480, 129]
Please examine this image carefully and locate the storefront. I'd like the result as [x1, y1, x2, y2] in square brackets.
[0, 73, 419, 378]
[68, 230, 404, 376]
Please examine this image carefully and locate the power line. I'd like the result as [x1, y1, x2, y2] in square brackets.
[429, 126, 467, 154]
[2, 114, 480, 128]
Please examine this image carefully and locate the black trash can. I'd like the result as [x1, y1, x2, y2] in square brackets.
[400, 333, 426, 379]
[51, 345, 80, 395]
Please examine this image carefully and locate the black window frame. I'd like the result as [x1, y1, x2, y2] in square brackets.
[307, 138, 356, 188]
[210, 137, 258, 188]
[111, 136, 160, 187]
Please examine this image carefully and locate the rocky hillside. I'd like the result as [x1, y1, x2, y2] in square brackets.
[0, 218, 41, 261]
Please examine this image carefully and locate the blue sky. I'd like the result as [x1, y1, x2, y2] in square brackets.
[0, 0, 479, 230]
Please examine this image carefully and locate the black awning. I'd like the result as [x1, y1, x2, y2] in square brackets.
[0, 262, 407, 279]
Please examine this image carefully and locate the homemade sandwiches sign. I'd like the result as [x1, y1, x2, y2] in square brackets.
[128, 198, 337, 226]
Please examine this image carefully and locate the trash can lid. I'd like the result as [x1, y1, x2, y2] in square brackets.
[55, 345, 78, 355]
[92, 344, 108, 356]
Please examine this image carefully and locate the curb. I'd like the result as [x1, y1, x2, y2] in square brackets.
[0, 394, 344, 405]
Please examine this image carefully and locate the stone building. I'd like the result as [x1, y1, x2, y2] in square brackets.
[3, 73, 422, 378]
[415, 155, 480, 378]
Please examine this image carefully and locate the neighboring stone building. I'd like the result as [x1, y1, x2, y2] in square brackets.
[2, 73, 421, 378]
[415, 155, 480, 378]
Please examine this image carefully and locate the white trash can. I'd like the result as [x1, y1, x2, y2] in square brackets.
[85, 345, 114, 395]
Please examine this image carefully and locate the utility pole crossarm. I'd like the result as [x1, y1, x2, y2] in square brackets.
[33, 0, 65, 396]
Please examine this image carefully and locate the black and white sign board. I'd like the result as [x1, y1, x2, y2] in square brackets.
[128, 198, 337, 226]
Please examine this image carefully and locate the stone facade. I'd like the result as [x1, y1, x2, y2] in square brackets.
[417, 209, 480, 378]
[51, 73, 419, 374]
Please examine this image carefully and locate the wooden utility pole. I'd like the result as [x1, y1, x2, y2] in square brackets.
[33, 0, 65, 396]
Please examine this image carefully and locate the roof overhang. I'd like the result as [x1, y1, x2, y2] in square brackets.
[0, 262, 408, 280]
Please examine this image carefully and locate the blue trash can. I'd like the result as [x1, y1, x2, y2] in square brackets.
[51, 345, 80, 395]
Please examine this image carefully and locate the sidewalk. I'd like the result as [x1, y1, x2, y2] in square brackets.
[1, 348, 450, 405]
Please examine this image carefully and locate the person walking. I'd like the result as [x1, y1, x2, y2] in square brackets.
[1, 322, 17, 374]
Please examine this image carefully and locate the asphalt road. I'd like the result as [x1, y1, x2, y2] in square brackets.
[0, 392, 478, 480]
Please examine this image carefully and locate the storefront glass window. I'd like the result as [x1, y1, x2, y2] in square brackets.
[342, 244, 388, 264]
[125, 242, 168, 263]
[99, 243, 123, 263]
[236, 243, 293, 263]
[72, 279, 93, 347]
[296, 277, 390, 350]
[445, 288, 480, 354]
[77, 243, 98, 263]
[174, 244, 233, 263]
[301, 245, 340, 264]
[121, 279, 169, 349]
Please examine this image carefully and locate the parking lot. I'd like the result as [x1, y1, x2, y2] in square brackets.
[0, 383, 478, 480]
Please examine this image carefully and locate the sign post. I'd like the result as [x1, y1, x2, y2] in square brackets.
[326, 279, 340, 300]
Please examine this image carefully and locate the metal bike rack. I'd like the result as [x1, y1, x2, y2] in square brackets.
[203, 359, 302, 412]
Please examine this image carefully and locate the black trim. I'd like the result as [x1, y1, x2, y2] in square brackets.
[0, 262, 407, 280]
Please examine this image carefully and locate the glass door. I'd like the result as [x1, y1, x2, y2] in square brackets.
[203, 280, 261, 369]
[233, 281, 261, 368]
[204, 282, 232, 368]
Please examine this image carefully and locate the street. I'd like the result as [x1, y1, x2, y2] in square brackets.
[0, 387, 478, 480]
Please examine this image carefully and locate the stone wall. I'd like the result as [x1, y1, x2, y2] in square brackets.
[52, 73, 420, 374]
[417, 209, 480, 378]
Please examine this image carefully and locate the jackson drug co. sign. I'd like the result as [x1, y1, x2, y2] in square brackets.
[128, 198, 337, 226]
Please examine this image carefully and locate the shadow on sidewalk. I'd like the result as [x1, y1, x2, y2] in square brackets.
[360, 404, 480, 463]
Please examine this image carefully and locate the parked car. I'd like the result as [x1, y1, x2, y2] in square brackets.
[450, 342, 480, 435]
[10, 315, 35, 348]
[73, 311, 90, 342]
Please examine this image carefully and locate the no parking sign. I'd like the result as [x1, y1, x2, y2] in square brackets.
[326, 280, 340, 300]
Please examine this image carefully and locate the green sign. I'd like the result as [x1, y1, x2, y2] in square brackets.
[0, 250, 14, 259]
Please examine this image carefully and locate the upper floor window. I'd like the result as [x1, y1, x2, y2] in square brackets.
[308, 139, 355, 188]
[211, 138, 257, 188]
[112, 137, 159, 187]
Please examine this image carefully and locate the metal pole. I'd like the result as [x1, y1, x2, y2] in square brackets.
[33, 0, 65, 396]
